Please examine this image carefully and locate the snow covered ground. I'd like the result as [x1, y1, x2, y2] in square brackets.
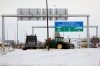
[0, 48, 100, 66]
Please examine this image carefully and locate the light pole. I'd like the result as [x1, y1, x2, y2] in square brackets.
[6, 29, 8, 45]
[17, 19, 18, 44]
[21, 29, 27, 43]
[19, 28, 27, 43]
[32, 27, 34, 35]
[46, 0, 49, 51]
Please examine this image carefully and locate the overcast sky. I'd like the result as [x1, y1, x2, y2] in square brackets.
[0, 0, 100, 43]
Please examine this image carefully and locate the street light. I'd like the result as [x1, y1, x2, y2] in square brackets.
[17, 19, 18, 44]
[18, 28, 27, 43]
[21, 29, 27, 43]
[46, 0, 49, 51]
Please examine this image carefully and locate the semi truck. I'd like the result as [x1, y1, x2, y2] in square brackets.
[23, 35, 37, 50]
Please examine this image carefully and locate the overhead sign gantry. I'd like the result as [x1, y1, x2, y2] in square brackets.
[1, 8, 90, 51]
[32, 26, 98, 39]
[17, 8, 68, 21]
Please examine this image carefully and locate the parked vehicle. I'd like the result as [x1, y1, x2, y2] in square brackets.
[45, 37, 75, 49]
[23, 35, 37, 50]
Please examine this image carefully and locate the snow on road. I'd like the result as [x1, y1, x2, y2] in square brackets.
[0, 48, 100, 66]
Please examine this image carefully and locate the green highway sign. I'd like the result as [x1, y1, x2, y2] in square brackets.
[55, 27, 64, 32]
[55, 27, 83, 32]
[55, 21, 83, 32]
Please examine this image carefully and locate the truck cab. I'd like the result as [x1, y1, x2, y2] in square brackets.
[23, 35, 37, 50]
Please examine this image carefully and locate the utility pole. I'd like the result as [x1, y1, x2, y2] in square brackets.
[46, 0, 49, 51]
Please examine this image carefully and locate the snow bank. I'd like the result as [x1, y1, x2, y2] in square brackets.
[0, 48, 100, 66]
[0, 47, 14, 55]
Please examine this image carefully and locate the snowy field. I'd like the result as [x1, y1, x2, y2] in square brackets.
[0, 48, 100, 66]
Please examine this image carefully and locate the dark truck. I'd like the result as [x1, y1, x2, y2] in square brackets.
[23, 35, 37, 50]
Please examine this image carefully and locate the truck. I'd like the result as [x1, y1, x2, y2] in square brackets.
[23, 35, 37, 50]
[45, 37, 75, 49]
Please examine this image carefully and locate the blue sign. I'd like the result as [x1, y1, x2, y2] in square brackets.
[55, 21, 83, 27]
[55, 21, 83, 32]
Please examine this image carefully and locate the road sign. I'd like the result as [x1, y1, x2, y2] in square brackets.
[17, 8, 68, 21]
[55, 21, 83, 32]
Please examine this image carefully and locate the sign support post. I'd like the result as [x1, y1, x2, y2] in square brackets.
[2, 16, 5, 52]
[87, 16, 90, 48]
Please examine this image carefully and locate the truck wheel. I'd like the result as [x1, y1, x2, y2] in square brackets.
[56, 43, 63, 49]
[23, 47, 27, 50]
[65, 44, 70, 49]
